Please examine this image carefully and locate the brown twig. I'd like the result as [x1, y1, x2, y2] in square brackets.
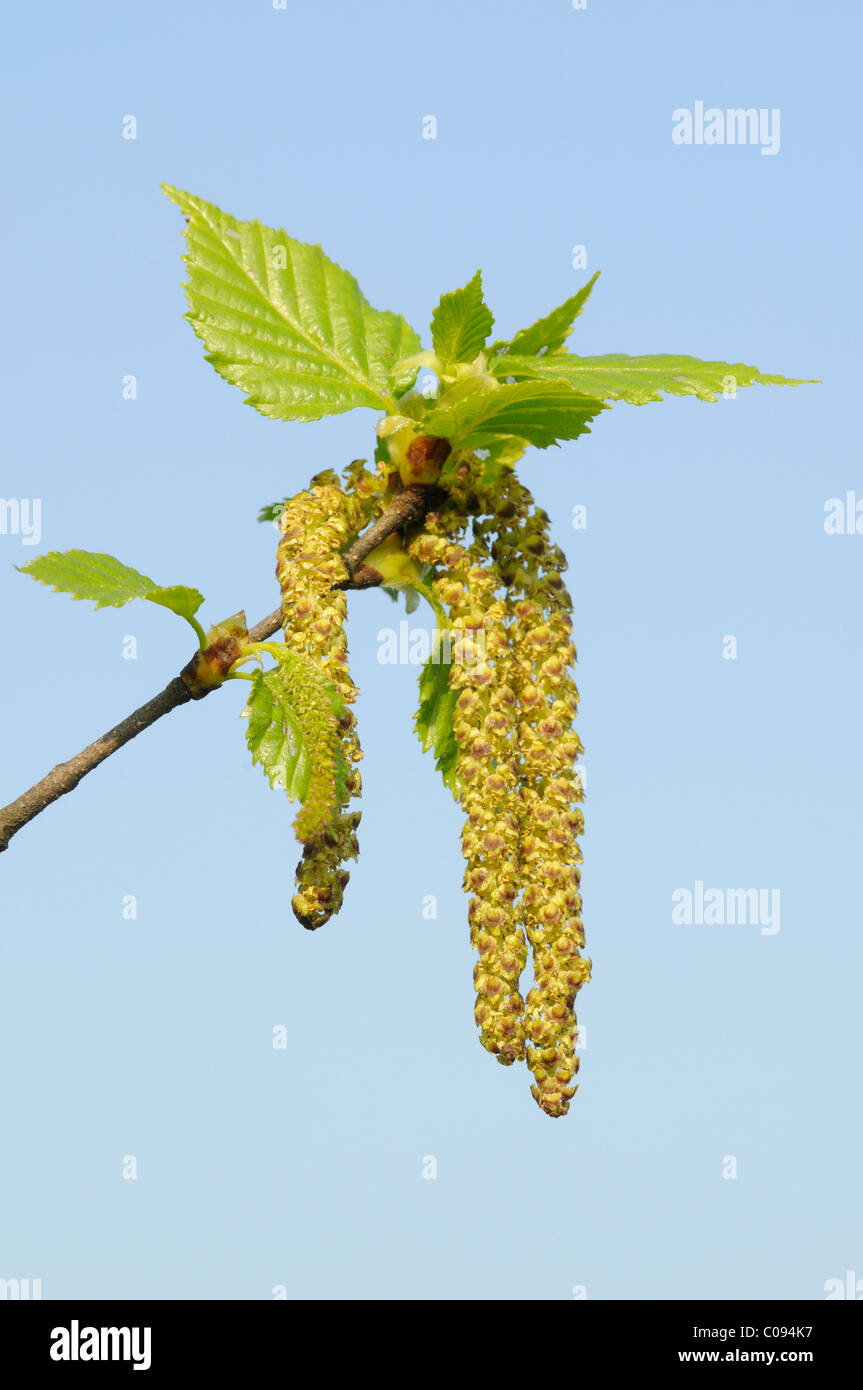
[0, 678, 194, 852]
[337, 482, 442, 584]
[0, 481, 441, 854]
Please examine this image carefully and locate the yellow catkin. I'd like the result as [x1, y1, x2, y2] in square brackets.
[276, 468, 374, 929]
[409, 517, 528, 1065]
[478, 472, 590, 1117]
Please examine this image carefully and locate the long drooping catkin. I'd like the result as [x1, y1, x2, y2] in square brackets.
[478, 472, 590, 1116]
[409, 519, 528, 1065]
[276, 469, 373, 929]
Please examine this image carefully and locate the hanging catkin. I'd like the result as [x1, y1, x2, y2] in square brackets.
[276, 469, 371, 929]
[478, 472, 590, 1117]
[409, 515, 528, 1065]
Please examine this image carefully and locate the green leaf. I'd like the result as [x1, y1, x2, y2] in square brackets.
[163, 185, 422, 422]
[470, 436, 530, 487]
[146, 585, 207, 622]
[490, 350, 816, 405]
[258, 501, 284, 524]
[491, 271, 600, 357]
[431, 271, 494, 366]
[244, 667, 313, 803]
[380, 585, 420, 612]
[19, 550, 204, 617]
[414, 655, 460, 798]
[424, 380, 608, 450]
[242, 647, 350, 842]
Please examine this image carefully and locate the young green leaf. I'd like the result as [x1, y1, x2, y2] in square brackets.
[257, 502, 285, 524]
[424, 379, 608, 450]
[490, 350, 817, 404]
[414, 655, 460, 798]
[19, 550, 204, 619]
[471, 436, 530, 486]
[162, 185, 422, 422]
[431, 271, 494, 366]
[243, 668, 313, 802]
[146, 586, 208, 623]
[381, 584, 422, 613]
[491, 271, 600, 357]
[242, 648, 350, 842]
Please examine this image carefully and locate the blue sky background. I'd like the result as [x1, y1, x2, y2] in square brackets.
[1, 0, 860, 1300]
